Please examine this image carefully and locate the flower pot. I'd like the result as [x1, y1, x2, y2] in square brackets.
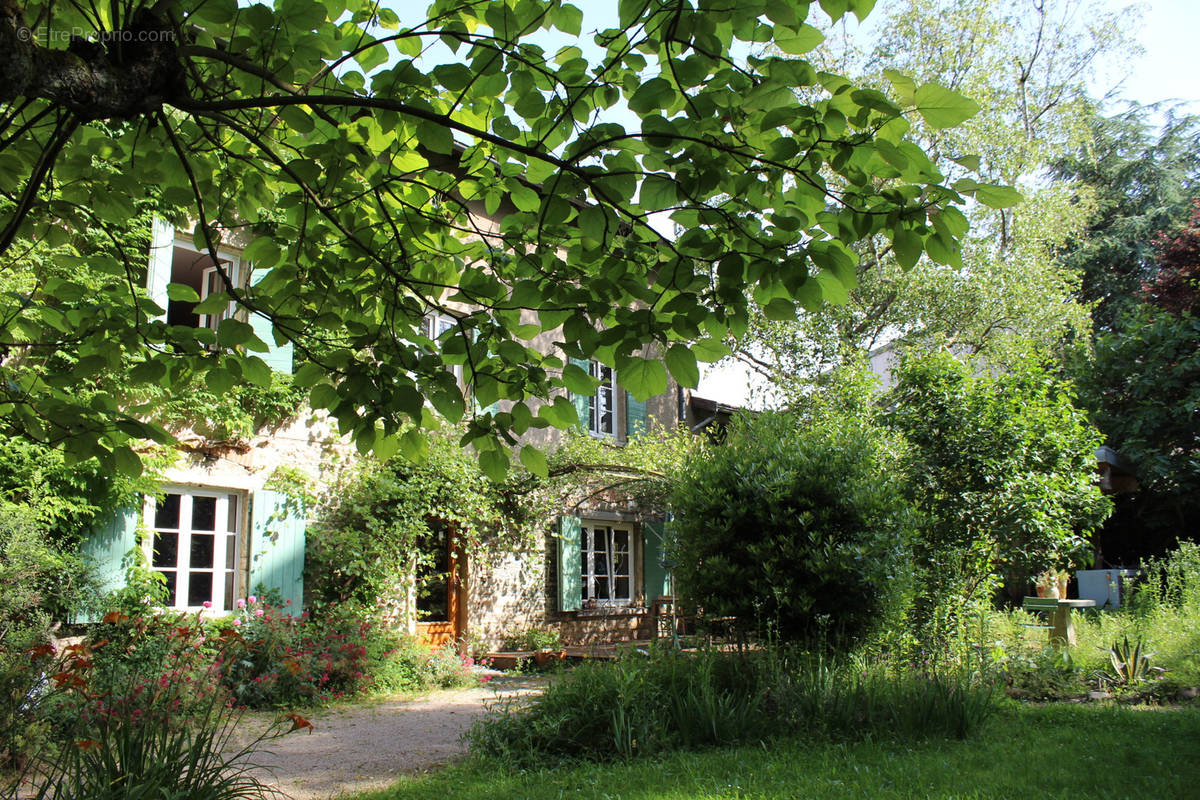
[534, 649, 564, 667]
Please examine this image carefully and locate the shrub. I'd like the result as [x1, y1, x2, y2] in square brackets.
[887, 350, 1111, 651]
[669, 410, 914, 648]
[1, 508, 97, 769]
[499, 628, 563, 651]
[5, 617, 307, 800]
[210, 599, 478, 707]
[305, 437, 523, 615]
[213, 599, 374, 708]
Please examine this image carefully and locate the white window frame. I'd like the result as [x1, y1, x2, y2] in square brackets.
[198, 258, 242, 332]
[588, 361, 618, 438]
[143, 488, 244, 612]
[581, 523, 633, 606]
[422, 312, 464, 384]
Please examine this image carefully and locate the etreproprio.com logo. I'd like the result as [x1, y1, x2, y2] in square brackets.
[17, 26, 177, 44]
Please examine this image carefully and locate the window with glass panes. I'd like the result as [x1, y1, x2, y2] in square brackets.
[588, 362, 617, 437]
[146, 490, 242, 611]
[581, 524, 632, 605]
[421, 312, 464, 384]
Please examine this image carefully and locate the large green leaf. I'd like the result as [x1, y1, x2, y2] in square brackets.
[914, 82, 981, 129]
[618, 357, 669, 402]
[664, 344, 699, 388]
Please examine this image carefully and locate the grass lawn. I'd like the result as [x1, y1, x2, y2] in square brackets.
[347, 703, 1200, 800]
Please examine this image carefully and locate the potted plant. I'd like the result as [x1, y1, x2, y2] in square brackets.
[1035, 569, 1061, 598]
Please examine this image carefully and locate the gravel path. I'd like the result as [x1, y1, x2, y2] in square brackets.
[241, 674, 544, 800]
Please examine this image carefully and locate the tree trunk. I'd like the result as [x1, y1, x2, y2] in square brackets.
[0, 5, 184, 120]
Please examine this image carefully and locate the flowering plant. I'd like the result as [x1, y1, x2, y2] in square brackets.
[4, 611, 310, 800]
[212, 599, 374, 708]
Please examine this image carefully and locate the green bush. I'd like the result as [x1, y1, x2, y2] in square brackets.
[368, 636, 476, 694]
[0, 508, 94, 770]
[499, 628, 563, 651]
[306, 436, 522, 614]
[669, 410, 914, 648]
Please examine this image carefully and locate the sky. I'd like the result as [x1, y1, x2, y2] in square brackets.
[1096, 0, 1200, 115]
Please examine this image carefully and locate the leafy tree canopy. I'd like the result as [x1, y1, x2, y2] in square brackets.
[1071, 210, 1200, 548]
[1052, 107, 1200, 330]
[736, 0, 1127, 400]
[887, 350, 1110, 602]
[0, 0, 986, 477]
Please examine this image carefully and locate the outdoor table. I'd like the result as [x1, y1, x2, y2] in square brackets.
[1021, 597, 1096, 647]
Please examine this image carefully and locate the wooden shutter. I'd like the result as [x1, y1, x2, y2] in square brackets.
[249, 268, 294, 375]
[625, 390, 647, 438]
[146, 217, 173, 321]
[557, 515, 582, 612]
[76, 506, 139, 622]
[642, 519, 670, 602]
[568, 357, 592, 430]
[249, 490, 306, 615]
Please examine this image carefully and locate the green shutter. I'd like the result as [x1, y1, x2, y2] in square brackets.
[625, 390, 647, 438]
[643, 519, 670, 602]
[568, 357, 592, 430]
[249, 490, 306, 615]
[249, 268, 294, 375]
[147, 217, 173, 321]
[557, 515, 582, 612]
[77, 506, 140, 621]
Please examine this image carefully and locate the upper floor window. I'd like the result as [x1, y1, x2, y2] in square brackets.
[421, 312, 456, 341]
[588, 361, 617, 437]
[160, 240, 243, 331]
[421, 312, 464, 384]
[147, 219, 294, 374]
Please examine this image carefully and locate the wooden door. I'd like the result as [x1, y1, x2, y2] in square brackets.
[415, 527, 467, 650]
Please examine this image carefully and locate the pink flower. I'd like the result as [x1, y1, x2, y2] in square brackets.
[254, 609, 264, 617]
[202, 601, 212, 608]
[248, 595, 257, 604]
[232, 619, 242, 627]
[236, 599, 246, 609]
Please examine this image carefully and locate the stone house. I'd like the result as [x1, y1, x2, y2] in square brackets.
[79, 219, 685, 648]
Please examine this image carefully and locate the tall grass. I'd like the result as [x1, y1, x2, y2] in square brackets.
[778, 659, 996, 740]
[468, 646, 995, 766]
